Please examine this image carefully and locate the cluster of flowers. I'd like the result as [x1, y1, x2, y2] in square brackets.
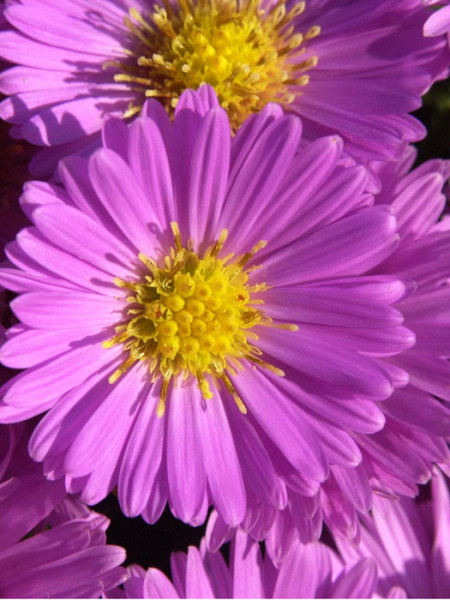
[0, 0, 450, 597]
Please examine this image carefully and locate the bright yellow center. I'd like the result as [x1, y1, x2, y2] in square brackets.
[111, 0, 320, 127]
[105, 223, 297, 416]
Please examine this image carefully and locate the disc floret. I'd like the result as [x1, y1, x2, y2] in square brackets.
[105, 223, 297, 416]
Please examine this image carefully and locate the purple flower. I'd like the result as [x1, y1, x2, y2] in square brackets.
[341, 148, 450, 517]
[370, 150, 450, 468]
[0, 87, 415, 529]
[0, 0, 448, 174]
[113, 531, 378, 599]
[0, 501, 127, 598]
[205, 146, 450, 564]
[337, 469, 450, 598]
[0, 424, 127, 598]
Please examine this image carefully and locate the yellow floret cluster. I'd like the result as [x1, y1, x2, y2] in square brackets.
[111, 0, 320, 127]
[105, 224, 295, 417]
[135, 255, 261, 378]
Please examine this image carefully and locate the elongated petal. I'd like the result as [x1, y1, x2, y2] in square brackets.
[118, 384, 165, 517]
[88, 148, 162, 256]
[262, 206, 398, 286]
[197, 389, 246, 526]
[167, 383, 207, 525]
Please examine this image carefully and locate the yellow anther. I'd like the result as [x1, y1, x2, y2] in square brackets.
[289, 33, 304, 48]
[197, 371, 213, 399]
[186, 298, 205, 317]
[220, 318, 238, 334]
[209, 274, 228, 295]
[302, 56, 318, 69]
[221, 373, 247, 414]
[232, 272, 249, 286]
[138, 253, 157, 271]
[204, 44, 216, 59]
[180, 337, 200, 355]
[219, 307, 235, 320]
[207, 320, 222, 335]
[156, 378, 170, 417]
[209, 229, 228, 257]
[170, 222, 183, 251]
[205, 296, 222, 311]
[199, 334, 216, 351]
[288, 2, 305, 18]
[178, 323, 192, 337]
[159, 320, 179, 336]
[202, 308, 215, 322]
[175, 273, 196, 297]
[235, 290, 250, 304]
[215, 335, 231, 354]
[273, 4, 286, 24]
[159, 335, 180, 358]
[305, 25, 321, 39]
[194, 282, 211, 301]
[175, 309, 194, 324]
[163, 294, 185, 312]
[191, 318, 207, 336]
[270, 322, 299, 331]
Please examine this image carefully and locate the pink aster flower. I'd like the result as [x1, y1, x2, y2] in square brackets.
[0, 424, 127, 598]
[205, 145, 450, 564]
[337, 470, 450, 598]
[0, 87, 416, 528]
[342, 148, 450, 511]
[371, 148, 450, 437]
[112, 531, 378, 599]
[0, 0, 448, 174]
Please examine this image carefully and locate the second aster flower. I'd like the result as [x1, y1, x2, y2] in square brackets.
[0, 0, 448, 173]
[0, 87, 414, 528]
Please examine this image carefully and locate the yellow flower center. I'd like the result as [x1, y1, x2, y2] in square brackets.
[105, 223, 297, 416]
[110, 0, 320, 127]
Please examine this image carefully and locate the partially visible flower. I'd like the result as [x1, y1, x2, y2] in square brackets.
[0, 424, 127, 598]
[336, 470, 450, 598]
[424, 1, 450, 42]
[0, 0, 448, 173]
[0, 87, 415, 530]
[371, 148, 450, 417]
[112, 531, 377, 599]
[206, 146, 450, 564]
[0, 494, 127, 598]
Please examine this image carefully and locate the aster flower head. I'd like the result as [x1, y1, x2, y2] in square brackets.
[0, 424, 127, 598]
[0, 0, 448, 173]
[337, 470, 450, 598]
[0, 87, 417, 529]
[114, 530, 378, 599]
